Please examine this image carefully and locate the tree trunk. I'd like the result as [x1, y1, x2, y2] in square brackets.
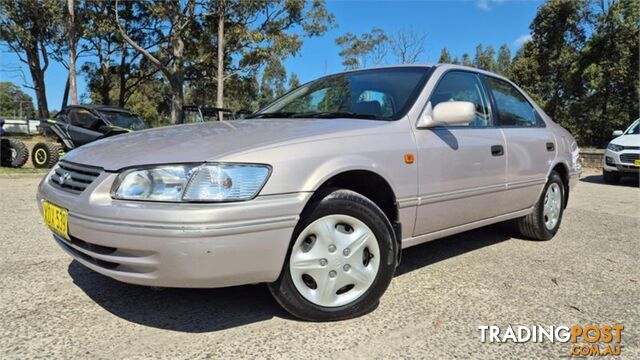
[25, 47, 49, 119]
[67, 0, 78, 105]
[170, 77, 184, 125]
[216, 0, 225, 119]
[118, 42, 128, 107]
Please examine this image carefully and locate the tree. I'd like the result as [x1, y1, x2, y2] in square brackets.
[199, 0, 334, 113]
[0, 0, 64, 118]
[512, 0, 584, 123]
[569, 0, 639, 145]
[116, 0, 198, 124]
[0, 82, 35, 118]
[438, 48, 452, 63]
[67, 0, 78, 105]
[258, 60, 287, 107]
[336, 28, 388, 69]
[496, 44, 512, 75]
[83, 1, 162, 107]
[389, 28, 426, 64]
[461, 53, 473, 67]
[288, 73, 301, 90]
[473, 44, 497, 71]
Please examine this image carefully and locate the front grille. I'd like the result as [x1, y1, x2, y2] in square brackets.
[49, 161, 102, 194]
[620, 153, 640, 164]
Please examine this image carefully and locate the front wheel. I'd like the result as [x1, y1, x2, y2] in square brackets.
[268, 189, 396, 321]
[517, 171, 565, 240]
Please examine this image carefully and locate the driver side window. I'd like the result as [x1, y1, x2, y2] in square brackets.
[430, 71, 492, 127]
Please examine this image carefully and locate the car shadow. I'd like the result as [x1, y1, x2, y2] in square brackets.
[580, 174, 639, 187]
[67, 222, 523, 332]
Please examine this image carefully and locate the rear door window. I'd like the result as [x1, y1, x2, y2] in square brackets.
[484, 77, 540, 127]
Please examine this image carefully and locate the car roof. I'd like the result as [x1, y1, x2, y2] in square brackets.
[312, 63, 511, 83]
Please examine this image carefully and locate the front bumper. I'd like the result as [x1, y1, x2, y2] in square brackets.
[37, 171, 311, 288]
[603, 149, 640, 173]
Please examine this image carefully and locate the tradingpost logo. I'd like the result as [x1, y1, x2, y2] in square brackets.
[478, 325, 624, 356]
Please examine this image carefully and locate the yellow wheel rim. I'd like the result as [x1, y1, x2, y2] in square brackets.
[34, 148, 47, 165]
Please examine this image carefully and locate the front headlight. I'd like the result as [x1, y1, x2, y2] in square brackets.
[607, 143, 624, 152]
[112, 163, 270, 202]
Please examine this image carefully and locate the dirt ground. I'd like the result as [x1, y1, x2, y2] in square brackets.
[0, 169, 638, 359]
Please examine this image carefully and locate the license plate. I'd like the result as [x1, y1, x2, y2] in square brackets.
[635, 160, 640, 167]
[43, 201, 69, 240]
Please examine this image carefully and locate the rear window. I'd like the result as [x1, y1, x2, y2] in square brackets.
[484, 76, 540, 127]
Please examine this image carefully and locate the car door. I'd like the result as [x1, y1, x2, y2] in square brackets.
[483, 76, 555, 213]
[412, 70, 507, 236]
[67, 109, 105, 146]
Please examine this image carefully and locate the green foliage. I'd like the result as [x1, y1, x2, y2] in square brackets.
[438, 48, 452, 63]
[436, 0, 638, 147]
[0, 82, 35, 119]
[336, 28, 388, 69]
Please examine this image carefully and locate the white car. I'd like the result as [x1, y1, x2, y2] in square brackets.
[603, 118, 640, 183]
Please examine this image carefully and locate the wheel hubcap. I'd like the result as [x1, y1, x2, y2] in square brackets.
[543, 183, 562, 230]
[289, 214, 380, 307]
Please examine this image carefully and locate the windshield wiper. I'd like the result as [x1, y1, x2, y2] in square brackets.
[291, 111, 388, 120]
[245, 112, 297, 119]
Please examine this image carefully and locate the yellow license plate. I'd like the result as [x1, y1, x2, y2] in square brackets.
[43, 201, 69, 240]
[635, 159, 640, 167]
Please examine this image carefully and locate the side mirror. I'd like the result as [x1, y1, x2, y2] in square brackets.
[417, 101, 475, 128]
[612, 130, 623, 137]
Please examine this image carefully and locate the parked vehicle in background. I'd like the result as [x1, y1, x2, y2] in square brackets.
[37, 65, 581, 321]
[33, 105, 146, 168]
[0, 117, 29, 168]
[181, 105, 254, 123]
[603, 118, 640, 183]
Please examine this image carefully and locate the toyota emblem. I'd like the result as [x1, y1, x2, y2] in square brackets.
[59, 172, 71, 185]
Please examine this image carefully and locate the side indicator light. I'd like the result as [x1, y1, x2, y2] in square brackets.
[404, 153, 415, 164]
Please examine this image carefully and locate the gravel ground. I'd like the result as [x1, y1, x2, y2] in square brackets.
[1, 169, 638, 359]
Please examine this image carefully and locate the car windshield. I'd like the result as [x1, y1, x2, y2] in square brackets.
[624, 119, 639, 135]
[99, 110, 146, 130]
[251, 67, 432, 120]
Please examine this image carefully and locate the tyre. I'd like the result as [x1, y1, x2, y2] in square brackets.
[0, 138, 28, 168]
[517, 171, 565, 241]
[268, 189, 397, 321]
[31, 142, 63, 168]
[602, 169, 621, 184]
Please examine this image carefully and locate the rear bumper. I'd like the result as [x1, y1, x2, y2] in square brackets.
[37, 172, 311, 288]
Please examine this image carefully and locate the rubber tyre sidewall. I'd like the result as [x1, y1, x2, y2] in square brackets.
[5, 139, 29, 168]
[31, 142, 61, 168]
[268, 189, 396, 322]
[534, 172, 565, 239]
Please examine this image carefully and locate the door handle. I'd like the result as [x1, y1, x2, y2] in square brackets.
[546, 142, 555, 151]
[491, 145, 504, 156]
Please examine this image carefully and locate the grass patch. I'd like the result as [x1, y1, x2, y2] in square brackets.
[0, 167, 48, 175]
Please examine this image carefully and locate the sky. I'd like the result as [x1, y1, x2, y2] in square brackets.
[0, 0, 543, 112]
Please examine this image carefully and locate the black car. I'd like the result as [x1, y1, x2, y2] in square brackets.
[33, 105, 146, 168]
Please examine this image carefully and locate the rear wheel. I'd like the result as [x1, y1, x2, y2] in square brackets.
[602, 169, 621, 184]
[0, 138, 28, 168]
[517, 171, 565, 241]
[268, 189, 396, 321]
[31, 142, 63, 168]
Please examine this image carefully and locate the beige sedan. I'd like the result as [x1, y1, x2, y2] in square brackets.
[37, 64, 581, 321]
